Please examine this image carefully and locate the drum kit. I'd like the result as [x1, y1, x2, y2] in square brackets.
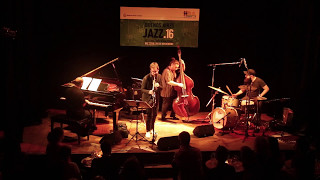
[207, 59, 267, 137]
[208, 86, 267, 135]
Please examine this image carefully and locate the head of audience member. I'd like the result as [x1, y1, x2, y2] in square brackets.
[121, 155, 146, 180]
[268, 137, 280, 156]
[178, 131, 191, 147]
[294, 136, 310, 153]
[254, 136, 270, 156]
[47, 127, 64, 144]
[100, 141, 112, 156]
[240, 146, 256, 170]
[215, 145, 229, 164]
[91, 175, 106, 180]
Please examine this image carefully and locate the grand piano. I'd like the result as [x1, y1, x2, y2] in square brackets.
[62, 57, 126, 131]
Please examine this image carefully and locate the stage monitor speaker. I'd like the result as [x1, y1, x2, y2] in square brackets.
[157, 136, 179, 151]
[193, 124, 215, 138]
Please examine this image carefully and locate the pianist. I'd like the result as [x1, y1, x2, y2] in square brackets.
[65, 77, 92, 121]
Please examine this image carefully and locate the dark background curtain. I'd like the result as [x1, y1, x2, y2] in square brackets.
[1, 0, 319, 150]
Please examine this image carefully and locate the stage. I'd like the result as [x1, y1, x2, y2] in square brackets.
[15, 109, 300, 180]
[21, 109, 296, 155]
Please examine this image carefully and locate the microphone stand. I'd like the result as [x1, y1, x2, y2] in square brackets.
[217, 112, 231, 136]
[242, 66, 254, 142]
[207, 61, 241, 100]
[242, 84, 252, 142]
[207, 61, 241, 120]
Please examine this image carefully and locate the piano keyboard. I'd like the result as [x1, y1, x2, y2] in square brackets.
[86, 101, 111, 108]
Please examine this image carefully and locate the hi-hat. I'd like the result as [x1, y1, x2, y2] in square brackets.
[256, 96, 267, 101]
[208, 86, 229, 95]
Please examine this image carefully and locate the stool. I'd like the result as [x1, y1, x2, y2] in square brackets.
[50, 114, 91, 144]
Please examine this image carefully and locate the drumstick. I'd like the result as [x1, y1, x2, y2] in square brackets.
[226, 85, 233, 95]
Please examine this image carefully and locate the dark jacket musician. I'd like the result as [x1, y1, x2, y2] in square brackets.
[141, 62, 162, 139]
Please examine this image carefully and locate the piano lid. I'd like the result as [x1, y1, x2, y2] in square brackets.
[63, 57, 123, 93]
[81, 57, 119, 77]
[61, 57, 126, 112]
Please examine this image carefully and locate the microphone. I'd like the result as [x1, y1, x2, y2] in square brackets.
[239, 58, 244, 67]
[243, 58, 248, 69]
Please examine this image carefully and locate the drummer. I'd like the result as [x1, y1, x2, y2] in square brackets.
[232, 69, 269, 122]
[232, 69, 269, 100]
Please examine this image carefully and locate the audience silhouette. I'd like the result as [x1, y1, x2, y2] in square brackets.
[172, 131, 204, 180]
[205, 145, 236, 180]
[90, 141, 120, 180]
[46, 127, 64, 163]
[238, 145, 256, 180]
[283, 136, 316, 180]
[59, 145, 82, 180]
[45, 128, 82, 180]
[45, 127, 65, 180]
[119, 155, 147, 180]
[19, 126, 319, 180]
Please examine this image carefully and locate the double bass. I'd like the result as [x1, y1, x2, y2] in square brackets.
[172, 47, 200, 117]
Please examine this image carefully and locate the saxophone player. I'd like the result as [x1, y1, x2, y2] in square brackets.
[141, 62, 161, 140]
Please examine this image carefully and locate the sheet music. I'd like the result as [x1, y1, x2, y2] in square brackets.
[81, 77, 93, 90]
[81, 77, 102, 91]
[88, 78, 102, 91]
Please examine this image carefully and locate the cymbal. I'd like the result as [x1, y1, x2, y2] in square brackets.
[208, 86, 229, 95]
[256, 96, 267, 101]
[238, 85, 257, 91]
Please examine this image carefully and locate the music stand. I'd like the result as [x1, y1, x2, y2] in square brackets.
[124, 100, 152, 147]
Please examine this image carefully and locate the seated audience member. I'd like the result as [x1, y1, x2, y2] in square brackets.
[254, 136, 271, 180]
[254, 136, 293, 180]
[205, 145, 236, 180]
[119, 155, 147, 180]
[282, 136, 315, 180]
[239, 146, 258, 180]
[45, 127, 65, 180]
[267, 137, 292, 179]
[59, 145, 82, 180]
[172, 131, 203, 180]
[46, 127, 64, 160]
[90, 141, 120, 180]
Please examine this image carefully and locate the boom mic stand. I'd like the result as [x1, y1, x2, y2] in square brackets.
[207, 61, 241, 117]
[242, 75, 257, 142]
[217, 112, 231, 136]
[242, 84, 252, 142]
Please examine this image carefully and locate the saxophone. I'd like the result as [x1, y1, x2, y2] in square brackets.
[151, 75, 156, 107]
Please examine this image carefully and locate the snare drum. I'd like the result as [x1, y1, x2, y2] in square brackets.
[211, 107, 239, 129]
[240, 99, 255, 106]
[240, 99, 256, 112]
[221, 95, 240, 108]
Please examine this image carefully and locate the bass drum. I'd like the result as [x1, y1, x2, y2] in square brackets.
[211, 107, 239, 129]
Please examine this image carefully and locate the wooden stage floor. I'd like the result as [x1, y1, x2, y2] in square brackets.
[21, 109, 296, 155]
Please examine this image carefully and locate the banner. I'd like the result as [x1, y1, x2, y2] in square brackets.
[120, 7, 200, 47]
